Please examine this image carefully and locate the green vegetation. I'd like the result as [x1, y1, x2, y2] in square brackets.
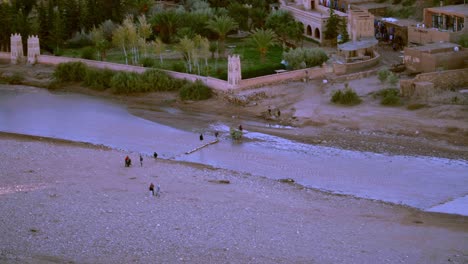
[376, 88, 402, 106]
[331, 88, 362, 106]
[378, 69, 399, 87]
[378, 68, 390, 83]
[458, 34, 468, 48]
[406, 103, 426, 110]
[324, 8, 340, 44]
[52, 62, 212, 100]
[83, 68, 116, 91]
[283, 47, 328, 70]
[179, 80, 213, 101]
[53, 62, 88, 82]
[230, 127, 243, 140]
[0, 72, 24, 85]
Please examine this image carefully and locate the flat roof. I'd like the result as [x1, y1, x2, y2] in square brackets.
[378, 17, 418, 27]
[408, 42, 460, 52]
[426, 4, 468, 17]
[338, 38, 378, 51]
[353, 3, 391, 10]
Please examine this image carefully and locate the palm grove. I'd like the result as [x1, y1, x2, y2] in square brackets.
[0, 0, 330, 82]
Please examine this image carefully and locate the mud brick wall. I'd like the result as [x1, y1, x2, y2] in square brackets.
[400, 68, 468, 97]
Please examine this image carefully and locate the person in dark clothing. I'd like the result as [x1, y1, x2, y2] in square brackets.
[199, 133, 204, 141]
[153, 152, 158, 159]
[125, 156, 131, 167]
[238, 125, 243, 131]
[215, 131, 219, 138]
[277, 109, 281, 117]
[139, 154, 143, 166]
[268, 106, 272, 116]
[149, 183, 155, 196]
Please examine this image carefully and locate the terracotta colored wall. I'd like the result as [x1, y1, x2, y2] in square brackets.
[400, 68, 468, 97]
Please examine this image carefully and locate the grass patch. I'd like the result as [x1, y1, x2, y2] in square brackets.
[0, 72, 24, 84]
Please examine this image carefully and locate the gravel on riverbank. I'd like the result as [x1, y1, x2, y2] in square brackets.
[1, 134, 467, 264]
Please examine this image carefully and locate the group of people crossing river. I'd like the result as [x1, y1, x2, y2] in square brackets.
[122, 129, 237, 198]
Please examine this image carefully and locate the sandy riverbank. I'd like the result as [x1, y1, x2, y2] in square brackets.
[0, 133, 467, 263]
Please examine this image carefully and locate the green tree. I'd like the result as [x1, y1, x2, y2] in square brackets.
[112, 23, 130, 65]
[266, 10, 304, 48]
[150, 10, 181, 43]
[248, 28, 278, 62]
[205, 15, 238, 56]
[0, 2, 13, 51]
[458, 34, 468, 48]
[227, 2, 249, 31]
[178, 35, 195, 73]
[50, 6, 67, 54]
[151, 38, 165, 65]
[338, 17, 349, 44]
[249, 7, 268, 30]
[283, 47, 328, 70]
[324, 8, 340, 45]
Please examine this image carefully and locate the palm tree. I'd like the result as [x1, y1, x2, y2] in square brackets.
[248, 28, 278, 62]
[205, 15, 238, 56]
[150, 10, 181, 44]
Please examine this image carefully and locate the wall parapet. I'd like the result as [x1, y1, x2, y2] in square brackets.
[333, 51, 380, 75]
[237, 66, 326, 90]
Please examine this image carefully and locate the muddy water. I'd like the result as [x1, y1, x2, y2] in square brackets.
[1, 85, 467, 216]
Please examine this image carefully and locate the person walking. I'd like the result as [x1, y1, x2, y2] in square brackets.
[125, 156, 131, 167]
[199, 133, 204, 141]
[149, 183, 155, 196]
[153, 152, 158, 159]
[238, 125, 243, 131]
[139, 154, 143, 167]
[155, 184, 161, 197]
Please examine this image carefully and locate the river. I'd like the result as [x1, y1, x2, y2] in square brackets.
[1, 85, 467, 216]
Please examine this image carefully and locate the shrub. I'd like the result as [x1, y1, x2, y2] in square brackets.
[283, 47, 328, 70]
[377, 88, 400, 98]
[110, 72, 142, 94]
[53, 62, 88, 83]
[406, 103, 426, 110]
[387, 72, 399, 87]
[230, 127, 243, 140]
[172, 62, 185, 72]
[81, 47, 96, 60]
[377, 88, 402, 106]
[83, 68, 115, 91]
[179, 80, 212, 101]
[141, 57, 156, 67]
[402, 0, 415, 6]
[67, 30, 93, 48]
[381, 94, 401, 106]
[331, 88, 361, 105]
[242, 65, 282, 79]
[377, 68, 390, 83]
[1, 72, 24, 84]
[458, 34, 468, 48]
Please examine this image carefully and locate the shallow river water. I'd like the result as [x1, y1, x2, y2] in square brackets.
[1, 85, 467, 216]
